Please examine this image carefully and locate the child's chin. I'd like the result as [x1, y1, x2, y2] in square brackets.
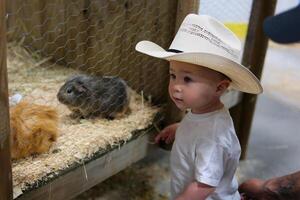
[175, 104, 187, 111]
[171, 99, 188, 111]
[179, 107, 187, 111]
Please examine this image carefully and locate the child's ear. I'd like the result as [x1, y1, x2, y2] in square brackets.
[216, 80, 231, 95]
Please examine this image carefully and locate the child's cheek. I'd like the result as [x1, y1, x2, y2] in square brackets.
[168, 81, 175, 95]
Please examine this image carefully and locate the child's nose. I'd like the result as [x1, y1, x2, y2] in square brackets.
[173, 84, 182, 92]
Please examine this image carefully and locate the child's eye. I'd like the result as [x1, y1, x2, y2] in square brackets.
[170, 73, 176, 80]
[184, 76, 193, 83]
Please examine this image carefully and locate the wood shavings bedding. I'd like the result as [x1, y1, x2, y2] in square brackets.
[6, 43, 160, 197]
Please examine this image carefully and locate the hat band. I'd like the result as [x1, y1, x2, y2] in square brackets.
[167, 49, 183, 53]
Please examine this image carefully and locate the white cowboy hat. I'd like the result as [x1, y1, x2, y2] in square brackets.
[135, 14, 263, 94]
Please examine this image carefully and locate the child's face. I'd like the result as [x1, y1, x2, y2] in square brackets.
[168, 60, 228, 113]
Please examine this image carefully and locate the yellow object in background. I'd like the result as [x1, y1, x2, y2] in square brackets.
[225, 23, 248, 39]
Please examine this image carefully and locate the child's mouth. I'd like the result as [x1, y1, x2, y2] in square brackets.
[174, 97, 183, 103]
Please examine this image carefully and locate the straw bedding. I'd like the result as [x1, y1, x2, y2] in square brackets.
[6, 43, 159, 198]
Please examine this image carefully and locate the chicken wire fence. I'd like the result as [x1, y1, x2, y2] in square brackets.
[199, 0, 253, 45]
[6, 0, 177, 108]
[4, 1, 177, 193]
[5, 0, 176, 159]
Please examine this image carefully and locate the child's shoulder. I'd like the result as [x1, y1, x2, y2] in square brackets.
[203, 107, 233, 129]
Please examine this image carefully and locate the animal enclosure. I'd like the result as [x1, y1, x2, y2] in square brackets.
[2, 0, 179, 199]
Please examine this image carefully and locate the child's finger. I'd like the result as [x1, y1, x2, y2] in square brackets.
[154, 131, 165, 143]
[165, 137, 170, 144]
[166, 134, 173, 144]
[154, 134, 161, 143]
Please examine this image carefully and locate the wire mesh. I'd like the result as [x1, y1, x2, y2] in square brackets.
[5, 0, 177, 196]
[199, 0, 253, 40]
[6, 0, 177, 104]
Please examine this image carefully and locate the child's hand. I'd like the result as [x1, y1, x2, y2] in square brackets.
[155, 123, 179, 144]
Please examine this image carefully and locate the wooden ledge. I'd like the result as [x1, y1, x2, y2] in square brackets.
[16, 130, 153, 200]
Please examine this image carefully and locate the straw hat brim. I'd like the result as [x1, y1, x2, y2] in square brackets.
[136, 40, 263, 94]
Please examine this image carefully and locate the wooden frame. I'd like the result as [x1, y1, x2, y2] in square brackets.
[0, 0, 13, 199]
[164, 0, 200, 125]
[230, 0, 277, 159]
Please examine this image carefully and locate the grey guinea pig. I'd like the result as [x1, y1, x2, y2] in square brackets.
[57, 74, 131, 119]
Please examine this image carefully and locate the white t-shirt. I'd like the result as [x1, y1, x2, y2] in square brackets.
[170, 107, 241, 200]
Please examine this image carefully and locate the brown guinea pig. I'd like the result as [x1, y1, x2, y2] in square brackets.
[57, 74, 131, 119]
[10, 101, 59, 159]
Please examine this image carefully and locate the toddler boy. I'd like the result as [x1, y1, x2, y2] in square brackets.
[136, 14, 262, 200]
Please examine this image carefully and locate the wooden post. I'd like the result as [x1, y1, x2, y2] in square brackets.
[164, 0, 199, 125]
[175, 0, 200, 31]
[230, 0, 277, 159]
[0, 0, 13, 199]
